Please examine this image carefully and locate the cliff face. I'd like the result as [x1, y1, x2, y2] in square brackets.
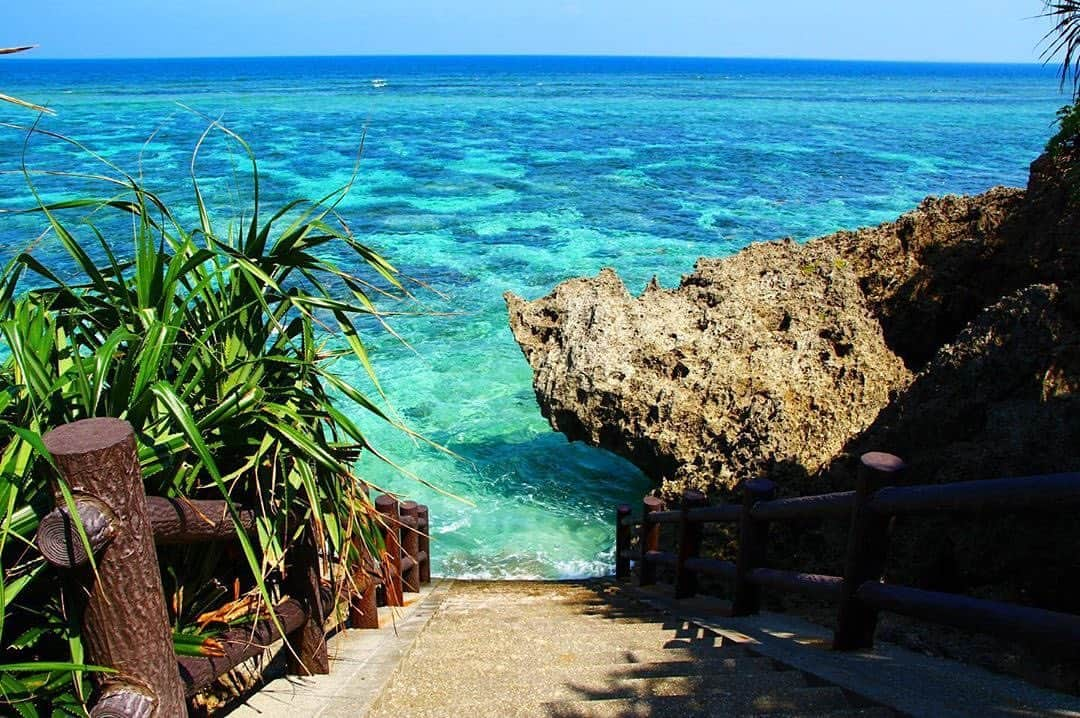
[506, 149, 1078, 501]
[505, 148, 1080, 649]
[835, 281, 1080, 610]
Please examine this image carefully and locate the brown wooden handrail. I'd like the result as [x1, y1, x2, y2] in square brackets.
[36, 417, 434, 717]
[616, 451, 1080, 654]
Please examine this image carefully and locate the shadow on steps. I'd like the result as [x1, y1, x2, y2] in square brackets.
[368, 579, 895, 718]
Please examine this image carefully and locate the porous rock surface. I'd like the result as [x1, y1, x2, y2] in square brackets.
[505, 152, 1078, 498]
[836, 282, 1080, 612]
[505, 247, 911, 494]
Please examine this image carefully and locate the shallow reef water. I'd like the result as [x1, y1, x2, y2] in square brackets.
[0, 56, 1063, 577]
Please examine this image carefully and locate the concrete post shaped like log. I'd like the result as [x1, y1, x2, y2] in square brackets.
[674, 490, 707, 599]
[42, 418, 186, 717]
[732, 479, 777, 616]
[35, 496, 115, 568]
[834, 452, 906, 650]
[417, 504, 431, 584]
[639, 496, 663, 587]
[89, 683, 155, 718]
[375, 495, 403, 607]
[284, 518, 330, 676]
[399, 500, 420, 593]
[615, 504, 631, 580]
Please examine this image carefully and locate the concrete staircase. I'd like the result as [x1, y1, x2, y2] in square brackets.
[367, 581, 894, 718]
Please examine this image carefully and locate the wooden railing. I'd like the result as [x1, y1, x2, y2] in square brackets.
[616, 452, 1080, 653]
[33, 417, 431, 717]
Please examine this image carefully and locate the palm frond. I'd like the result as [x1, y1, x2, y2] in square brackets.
[0, 46, 54, 114]
[1042, 1, 1080, 98]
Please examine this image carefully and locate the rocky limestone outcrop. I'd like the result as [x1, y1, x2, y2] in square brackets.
[505, 151, 1078, 498]
[803, 282, 1079, 613]
[504, 147, 1080, 674]
[505, 247, 911, 494]
[844, 282, 1079, 488]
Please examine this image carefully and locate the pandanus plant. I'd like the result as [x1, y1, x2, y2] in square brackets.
[0, 111, 419, 711]
[0, 45, 52, 114]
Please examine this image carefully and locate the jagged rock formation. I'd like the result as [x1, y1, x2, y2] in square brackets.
[844, 282, 1079, 487]
[833, 282, 1080, 612]
[505, 151, 1079, 500]
[505, 250, 911, 495]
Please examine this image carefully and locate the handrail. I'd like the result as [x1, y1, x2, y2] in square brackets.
[869, 472, 1080, 515]
[688, 504, 742, 523]
[177, 597, 308, 696]
[684, 557, 736, 580]
[643, 549, 678, 567]
[855, 582, 1080, 653]
[752, 491, 854, 521]
[646, 510, 682, 524]
[748, 569, 843, 601]
[615, 451, 1079, 654]
[36, 417, 434, 717]
[634, 504, 742, 525]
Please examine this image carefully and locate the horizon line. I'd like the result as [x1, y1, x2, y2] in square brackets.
[4, 52, 1054, 67]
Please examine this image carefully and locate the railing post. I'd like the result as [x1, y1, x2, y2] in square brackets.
[732, 479, 777, 616]
[375, 494, 403, 606]
[348, 482, 380, 627]
[834, 452, 906, 650]
[417, 504, 431, 584]
[348, 527, 379, 629]
[639, 496, 663, 587]
[40, 418, 186, 718]
[349, 572, 380, 629]
[615, 504, 631, 580]
[675, 491, 707, 599]
[400, 500, 420, 593]
[284, 517, 329, 675]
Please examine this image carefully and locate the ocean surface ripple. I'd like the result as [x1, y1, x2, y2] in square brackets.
[0, 56, 1063, 578]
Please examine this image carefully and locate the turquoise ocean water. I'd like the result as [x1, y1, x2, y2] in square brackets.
[0, 56, 1064, 578]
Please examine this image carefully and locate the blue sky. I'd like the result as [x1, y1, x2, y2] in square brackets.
[2, 1, 1059, 62]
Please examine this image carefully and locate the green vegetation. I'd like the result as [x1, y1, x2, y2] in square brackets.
[1042, 4, 1080, 193]
[1047, 102, 1080, 155]
[0, 122, 413, 715]
[1042, 1, 1080, 98]
[1042, 1, 1080, 149]
[0, 46, 52, 114]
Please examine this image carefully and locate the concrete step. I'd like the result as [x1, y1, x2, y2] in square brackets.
[230, 580, 1080, 718]
[422, 613, 711, 631]
[373, 668, 818, 706]
[413, 622, 709, 642]
[367, 582, 875, 718]
[436, 603, 666, 616]
[388, 656, 781, 683]
[372, 685, 857, 718]
[542, 694, 898, 718]
[407, 646, 759, 667]
[433, 611, 684, 624]
[403, 635, 735, 661]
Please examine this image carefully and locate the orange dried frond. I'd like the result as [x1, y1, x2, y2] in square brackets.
[195, 594, 270, 629]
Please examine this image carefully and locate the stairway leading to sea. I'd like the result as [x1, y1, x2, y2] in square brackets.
[368, 581, 895, 718]
[231, 579, 1079, 718]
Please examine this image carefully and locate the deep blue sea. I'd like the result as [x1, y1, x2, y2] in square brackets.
[0, 56, 1065, 577]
